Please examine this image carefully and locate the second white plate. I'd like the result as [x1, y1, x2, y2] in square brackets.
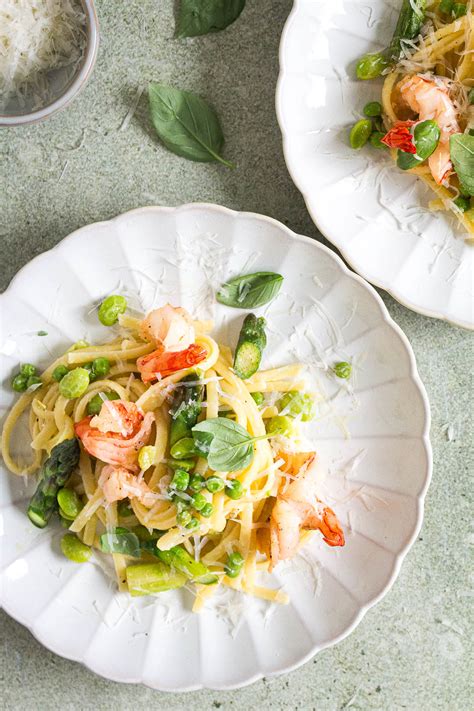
[277, 0, 474, 329]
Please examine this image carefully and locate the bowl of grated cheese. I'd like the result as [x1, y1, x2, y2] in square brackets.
[0, 0, 99, 126]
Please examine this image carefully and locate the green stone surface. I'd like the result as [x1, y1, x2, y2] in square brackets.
[0, 1, 472, 708]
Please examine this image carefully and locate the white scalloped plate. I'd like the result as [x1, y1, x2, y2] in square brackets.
[277, 0, 474, 330]
[0, 204, 431, 690]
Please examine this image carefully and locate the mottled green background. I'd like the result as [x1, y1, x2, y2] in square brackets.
[0, 1, 472, 709]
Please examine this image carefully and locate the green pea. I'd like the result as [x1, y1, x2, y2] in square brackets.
[452, 2, 467, 17]
[168, 458, 195, 472]
[59, 367, 90, 399]
[369, 131, 386, 149]
[185, 517, 200, 531]
[87, 391, 120, 416]
[176, 509, 192, 527]
[356, 52, 387, 80]
[333, 361, 352, 379]
[439, 0, 454, 11]
[454, 196, 470, 212]
[191, 492, 207, 511]
[266, 415, 295, 437]
[82, 362, 95, 380]
[20, 363, 37, 377]
[26, 375, 42, 388]
[92, 357, 110, 378]
[468, 88, 474, 105]
[170, 437, 199, 460]
[98, 295, 127, 327]
[225, 551, 244, 578]
[350, 119, 372, 149]
[277, 391, 316, 421]
[189, 474, 205, 493]
[251, 392, 265, 406]
[60, 534, 92, 563]
[200, 502, 213, 518]
[57, 488, 83, 520]
[170, 469, 190, 492]
[118, 499, 133, 518]
[205, 476, 225, 493]
[11, 373, 28, 392]
[52, 365, 69, 382]
[225, 479, 244, 500]
[363, 101, 382, 117]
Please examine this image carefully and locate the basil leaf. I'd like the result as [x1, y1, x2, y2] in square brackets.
[100, 528, 141, 557]
[176, 0, 245, 38]
[397, 120, 440, 171]
[388, 0, 426, 62]
[217, 272, 283, 308]
[148, 83, 234, 168]
[450, 134, 474, 196]
[192, 418, 258, 471]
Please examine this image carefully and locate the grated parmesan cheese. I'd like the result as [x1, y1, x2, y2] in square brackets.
[0, 0, 86, 106]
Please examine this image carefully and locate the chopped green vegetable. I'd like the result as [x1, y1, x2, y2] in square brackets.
[170, 437, 199, 460]
[37, 330, 48, 337]
[52, 365, 69, 382]
[98, 295, 127, 326]
[363, 101, 382, 117]
[60, 534, 91, 563]
[168, 457, 195, 471]
[452, 2, 467, 17]
[59, 367, 90, 399]
[170, 469, 190, 491]
[155, 545, 218, 585]
[91, 357, 110, 378]
[225, 479, 244, 500]
[57, 488, 83, 520]
[169, 374, 203, 446]
[100, 527, 141, 557]
[189, 474, 206, 492]
[333, 362, 352, 379]
[454, 196, 470, 212]
[200, 502, 213, 518]
[176, 509, 192, 527]
[176, 0, 245, 37]
[233, 314, 267, 379]
[439, 0, 454, 12]
[277, 391, 316, 421]
[148, 83, 234, 168]
[224, 551, 244, 578]
[138, 445, 158, 471]
[27, 439, 80, 528]
[251, 391, 265, 406]
[350, 119, 372, 149]
[356, 52, 388, 80]
[26, 375, 42, 388]
[191, 492, 207, 511]
[126, 562, 187, 596]
[20, 363, 36, 377]
[370, 131, 386, 149]
[11, 373, 28, 392]
[68, 340, 89, 351]
[205, 475, 225, 493]
[216, 272, 283, 309]
[266, 415, 295, 437]
[86, 391, 120, 416]
[186, 517, 200, 531]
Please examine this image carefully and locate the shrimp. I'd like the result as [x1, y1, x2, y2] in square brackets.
[140, 304, 195, 351]
[75, 400, 155, 471]
[137, 343, 207, 384]
[98, 464, 156, 506]
[268, 454, 344, 570]
[399, 74, 460, 185]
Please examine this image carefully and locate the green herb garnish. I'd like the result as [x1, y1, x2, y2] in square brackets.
[176, 0, 245, 37]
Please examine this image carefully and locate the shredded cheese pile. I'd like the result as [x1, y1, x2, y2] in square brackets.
[0, 0, 86, 103]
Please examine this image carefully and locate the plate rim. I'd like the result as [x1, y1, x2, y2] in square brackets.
[1, 203, 433, 691]
[275, 0, 473, 332]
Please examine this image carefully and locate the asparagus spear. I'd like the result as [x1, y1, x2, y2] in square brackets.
[27, 438, 80, 528]
[169, 373, 204, 446]
[233, 314, 267, 380]
[126, 562, 187, 596]
[143, 541, 218, 585]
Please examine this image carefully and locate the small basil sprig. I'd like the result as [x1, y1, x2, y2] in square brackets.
[192, 418, 268, 471]
[148, 83, 234, 168]
[450, 134, 474, 196]
[100, 527, 141, 557]
[216, 272, 283, 308]
[176, 0, 246, 38]
[397, 120, 440, 171]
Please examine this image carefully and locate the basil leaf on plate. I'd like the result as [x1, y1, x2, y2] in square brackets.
[192, 418, 267, 472]
[450, 134, 474, 196]
[100, 527, 141, 557]
[216, 272, 283, 308]
[176, 0, 246, 37]
[148, 83, 234, 168]
[397, 120, 440, 171]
